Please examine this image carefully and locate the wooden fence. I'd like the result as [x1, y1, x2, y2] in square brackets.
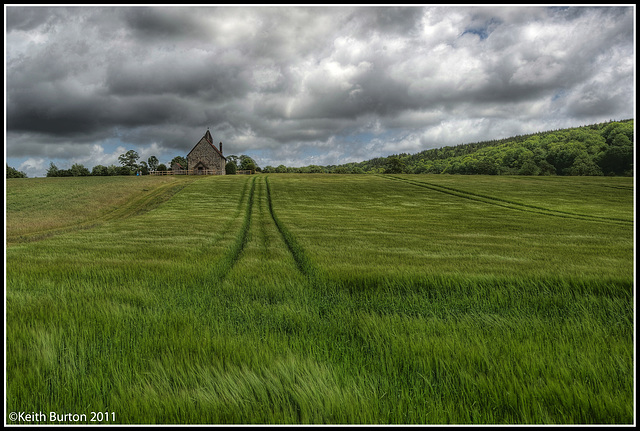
[150, 170, 254, 176]
[150, 170, 217, 175]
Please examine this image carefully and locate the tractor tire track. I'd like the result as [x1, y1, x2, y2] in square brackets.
[209, 176, 257, 283]
[381, 175, 633, 226]
[264, 176, 319, 282]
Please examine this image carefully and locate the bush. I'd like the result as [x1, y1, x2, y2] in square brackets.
[226, 161, 237, 175]
[6, 164, 27, 178]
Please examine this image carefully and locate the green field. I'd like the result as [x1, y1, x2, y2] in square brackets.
[5, 174, 635, 424]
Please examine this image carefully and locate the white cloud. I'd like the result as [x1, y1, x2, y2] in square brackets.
[5, 5, 635, 172]
[18, 157, 47, 178]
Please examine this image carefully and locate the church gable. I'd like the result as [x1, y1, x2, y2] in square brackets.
[187, 130, 226, 175]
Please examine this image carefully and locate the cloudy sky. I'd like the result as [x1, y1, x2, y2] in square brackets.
[5, 5, 635, 177]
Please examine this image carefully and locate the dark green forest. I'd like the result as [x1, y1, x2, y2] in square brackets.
[263, 119, 634, 176]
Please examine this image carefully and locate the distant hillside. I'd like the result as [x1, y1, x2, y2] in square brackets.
[265, 119, 634, 176]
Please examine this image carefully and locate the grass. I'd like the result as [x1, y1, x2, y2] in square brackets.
[5, 175, 193, 244]
[5, 174, 634, 424]
[267, 174, 632, 284]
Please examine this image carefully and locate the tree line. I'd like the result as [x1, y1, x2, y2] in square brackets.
[41, 150, 168, 177]
[314, 119, 634, 176]
[6, 150, 261, 178]
[6, 119, 633, 178]
[261, 119, 633, 176]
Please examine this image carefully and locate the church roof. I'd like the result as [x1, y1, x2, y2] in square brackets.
[204, 130, 214, 144]
[187, 130, 226, 160]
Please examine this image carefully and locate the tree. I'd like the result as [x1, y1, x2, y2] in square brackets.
[611, 133, 632, 148]
[239, 155, 259, 171]
[157, 163, 168, 172]
[226, 155, 239, 168]
[70, 163, 90, 176]
[170, 156, 187, 170]
[117, 166, 132, 175]
[597, 146, 633, 176]
[518, 159, 541, 176]
[537, 160, 556, 175]
[546, 141, 585, 175]
[334, 166, 349, 174]
[384, 157, 406, 174]
[118, 150, 140, 172]
[46, 162, 60, 177]
[474, 157, 500, 175]
[147, 155, 159, 171]
[107, 165, 120, 176]
[225, 161, 237, 175]
[567, 154, 602, 176]
[139, 161, 149, 175]
[7, 164, 27, 178]
[601, 122, 633, 145]
[92, 165, 109, 176]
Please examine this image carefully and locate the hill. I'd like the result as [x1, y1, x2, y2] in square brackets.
[266, 119, 634, 176]
[5, 174, 634, 423]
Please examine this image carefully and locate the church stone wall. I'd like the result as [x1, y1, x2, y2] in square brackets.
[187, 138, 226, 175]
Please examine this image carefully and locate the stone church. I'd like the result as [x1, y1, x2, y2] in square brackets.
[187, 130, 226, 175]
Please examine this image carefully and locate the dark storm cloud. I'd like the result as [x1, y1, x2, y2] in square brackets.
[347, 6, 424, 36]
[122, 7, 211, 40]
[5, 6, 65, 32]
[5, 5, 635, 176]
